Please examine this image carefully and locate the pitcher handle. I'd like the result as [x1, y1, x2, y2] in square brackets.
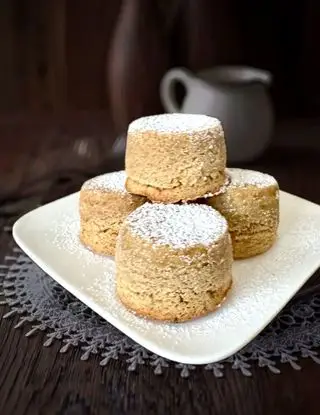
[160, 68, 193, 113]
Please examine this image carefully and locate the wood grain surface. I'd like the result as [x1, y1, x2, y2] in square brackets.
[0, 147, 319, 415]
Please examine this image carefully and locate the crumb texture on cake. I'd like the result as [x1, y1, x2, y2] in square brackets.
[79, 171, 145, 256]
[116, 203, 233, 322]
[208, 168, 279, 259]
[125, 113, 227, 202]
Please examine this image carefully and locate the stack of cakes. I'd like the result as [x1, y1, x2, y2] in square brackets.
[79, 113, 279, 322]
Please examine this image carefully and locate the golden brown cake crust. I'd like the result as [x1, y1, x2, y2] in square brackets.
[79, 171, 145, 256]
[117, 279, 232, 322]
[208, 168, 279, 259]
[115, 203, 233, 322]
[126, 172, 226, 203]
[125, 114, 227, 203]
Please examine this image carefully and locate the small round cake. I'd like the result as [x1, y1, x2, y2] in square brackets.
[79, 171, 146, 256]
[125, 113, 227, 203]
[115, 203, 233, 322]
[208, 168, 279, 259]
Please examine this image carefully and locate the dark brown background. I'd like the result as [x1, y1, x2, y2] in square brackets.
[0, 2, 320, 414]
[0, 0, 319, 117]
[1, 0, 320, 180]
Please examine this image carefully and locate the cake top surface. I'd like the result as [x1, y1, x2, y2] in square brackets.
[128, 113, 222, 134]
[82, 170, 127, 193]
[227, 168, 278, 189]
[125, 203, 227, 249]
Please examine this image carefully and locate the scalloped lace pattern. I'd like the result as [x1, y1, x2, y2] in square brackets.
[1, 247, 320, 378]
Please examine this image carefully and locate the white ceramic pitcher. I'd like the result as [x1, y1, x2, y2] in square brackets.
[160, 66, 274, 163]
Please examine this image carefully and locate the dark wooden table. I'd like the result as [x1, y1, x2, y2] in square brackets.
[0, 144, 319, 415]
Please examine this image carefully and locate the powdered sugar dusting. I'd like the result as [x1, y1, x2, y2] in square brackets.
[82, 170, 127, 194]
[12, 189, 320, 365]
[128, 113, 221, 134]
[47, 201, 226, 341]
[51, 211, 110, 266]
[125, 203, 227, 249]
[227, 168, 278, 189]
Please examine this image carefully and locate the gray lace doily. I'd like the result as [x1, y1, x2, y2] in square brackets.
[1, 245, 320, 378]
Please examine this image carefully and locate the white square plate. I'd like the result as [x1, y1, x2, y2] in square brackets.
[12, 185, 320, 365]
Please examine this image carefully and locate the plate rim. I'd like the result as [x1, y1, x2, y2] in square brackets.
[11, 189, 320, 365]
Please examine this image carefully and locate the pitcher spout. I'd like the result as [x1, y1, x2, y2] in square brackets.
[242, 66, 272, 85]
